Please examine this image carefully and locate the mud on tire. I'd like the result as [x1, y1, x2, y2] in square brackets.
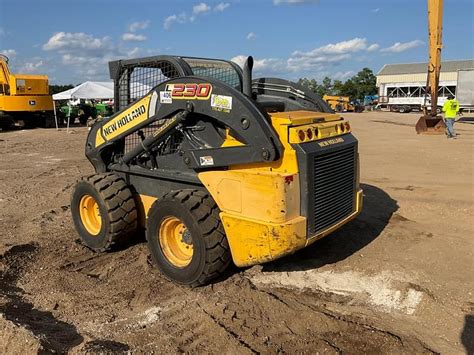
[146, 189, 231, 287]
[71, 173, 138, 252]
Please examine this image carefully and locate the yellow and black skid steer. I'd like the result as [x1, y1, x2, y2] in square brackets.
[71, 55, 363, 286]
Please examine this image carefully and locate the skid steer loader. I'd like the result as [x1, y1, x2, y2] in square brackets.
[71, 55, 363, 286]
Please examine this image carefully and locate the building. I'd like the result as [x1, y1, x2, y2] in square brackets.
[375, 59, 474, 111]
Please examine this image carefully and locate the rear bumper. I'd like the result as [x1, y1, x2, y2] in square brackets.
[222, 189, 363, 267]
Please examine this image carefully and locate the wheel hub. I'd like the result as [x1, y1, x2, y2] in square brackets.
[79, 194, 102, 236]
[159, 216, 193, 268]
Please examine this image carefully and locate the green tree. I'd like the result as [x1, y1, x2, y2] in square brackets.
[297, 78, 318, 93]
[351, 67, 377, 98]
[297, 67, 377, 101]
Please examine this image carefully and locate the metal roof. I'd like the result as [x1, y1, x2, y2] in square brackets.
[377, 59, 474, 76]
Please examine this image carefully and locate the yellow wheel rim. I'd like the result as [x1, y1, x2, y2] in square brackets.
[79, 194, 102, 236]
[159, 216, 193, 268]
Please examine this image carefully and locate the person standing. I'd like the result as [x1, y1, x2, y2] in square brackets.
[442, 95, 460, 139]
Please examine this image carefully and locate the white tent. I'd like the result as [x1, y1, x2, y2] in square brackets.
[52, 81, 114, 131]
[52, 81, 114, 100]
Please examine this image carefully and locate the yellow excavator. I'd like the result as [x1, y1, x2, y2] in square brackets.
[416, 0, 445, 134]
[0, 54, 54, 128]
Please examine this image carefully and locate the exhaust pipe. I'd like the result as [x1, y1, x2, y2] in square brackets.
[242, 56, 253, 99]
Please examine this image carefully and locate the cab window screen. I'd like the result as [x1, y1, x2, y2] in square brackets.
[182, 58, 241, 90]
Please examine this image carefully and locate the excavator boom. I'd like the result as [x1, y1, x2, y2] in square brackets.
[415, 0, 446, 134]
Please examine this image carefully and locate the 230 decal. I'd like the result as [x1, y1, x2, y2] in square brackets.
[165, 83, 212, 100]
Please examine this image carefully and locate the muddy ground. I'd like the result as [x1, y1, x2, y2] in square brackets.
[0, 111, 473, 354]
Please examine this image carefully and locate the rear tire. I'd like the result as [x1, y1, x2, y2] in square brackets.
[71, 173, 138, 252]
[146, 189, 231, 287]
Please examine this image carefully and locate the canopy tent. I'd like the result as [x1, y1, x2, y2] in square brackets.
[52, 81, 114, 100]
[52, 81, 114, 131]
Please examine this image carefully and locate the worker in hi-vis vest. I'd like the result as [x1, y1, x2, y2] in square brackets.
[442, 95, 460, 139]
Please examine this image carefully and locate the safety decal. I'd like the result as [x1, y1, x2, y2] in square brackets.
[160, 91, 172, 104]
[199, 156, 214, 166]
[211, 94, 232, 113]
[165, 83, 212, 100]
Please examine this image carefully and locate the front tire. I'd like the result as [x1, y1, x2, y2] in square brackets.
[146, 189, 231, 287]
[71, 173, 138, 251]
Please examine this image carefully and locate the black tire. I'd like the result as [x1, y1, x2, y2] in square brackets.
[399, 106, 406, 113]
[335, 104, 343, 112]
[146, 189, 231, 287]
[71, 173, 138, 252]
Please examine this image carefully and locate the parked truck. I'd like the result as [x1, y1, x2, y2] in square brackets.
[456, 68, 474, 114]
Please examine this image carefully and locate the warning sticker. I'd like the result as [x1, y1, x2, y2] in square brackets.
[199, 156, 214, 166]
[211, 94, 232, 113]
[160, 91, 172, 104]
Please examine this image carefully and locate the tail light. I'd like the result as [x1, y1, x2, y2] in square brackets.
[306, 128, 313, 140]
[298, 129, 306, 142]
[314, 127, 319, 138]
[340, 123, 345, 133]
[344, 122, 351, 131]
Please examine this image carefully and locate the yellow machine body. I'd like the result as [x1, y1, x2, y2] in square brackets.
[0, 57, 53, 113]
[323, 95, 354, 112]
[136, 111, 363, 267]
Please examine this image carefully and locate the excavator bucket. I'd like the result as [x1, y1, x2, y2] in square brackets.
[415, 115, 446, 135]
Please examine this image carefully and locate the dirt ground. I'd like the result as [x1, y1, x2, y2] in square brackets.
[1, 111, 473, 354]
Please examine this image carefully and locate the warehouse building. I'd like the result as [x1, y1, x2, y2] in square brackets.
[376, 59, 474, 100]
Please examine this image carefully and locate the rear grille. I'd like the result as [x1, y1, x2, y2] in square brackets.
[310, 143, 356, 234]
[295, 134, 358, 237]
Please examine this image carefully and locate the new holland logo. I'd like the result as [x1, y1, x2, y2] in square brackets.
[318, 137, 344, 147]
[103, 105, 146, 137]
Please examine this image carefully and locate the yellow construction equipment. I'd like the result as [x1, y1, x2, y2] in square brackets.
[69, 55, 363, 286]
[0, 54, 54, 128]
[323, 95, 353, 112]
[416, 0, 446, 134]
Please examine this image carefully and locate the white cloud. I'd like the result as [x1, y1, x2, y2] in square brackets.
[231, 37, 380, 78]
[1, 49, 17, 58]
[381, 40, 424, 53]
[43, 32, 114, 55]
[333, 70, 355, 80]
[367, 43, 380, 52]
[0, 27, 5, 36]
[274, 0, 319, 4]
[214, 2, 230, 12]
[164, 2, 228, 30]
[293, 38, 374, 57]
[246, 32, 256, 40]
[164, 13, 188, 30]
[287, 38, 379, 72]
[193, 3, 211, 15]
[20, 60, 44, 73]
[122, 33, 147, 42]
[371, 8, 380, 12]
[128, 20, 150, 32]
[42, 32, 139, 80]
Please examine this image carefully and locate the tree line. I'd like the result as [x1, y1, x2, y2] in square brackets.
[49, 84, 74, 95]
[298, 67, 377, 101]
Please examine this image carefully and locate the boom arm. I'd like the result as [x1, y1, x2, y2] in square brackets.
[426, 0, 443, 116]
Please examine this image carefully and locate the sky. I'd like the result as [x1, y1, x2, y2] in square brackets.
[0, 0, 473, 85]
